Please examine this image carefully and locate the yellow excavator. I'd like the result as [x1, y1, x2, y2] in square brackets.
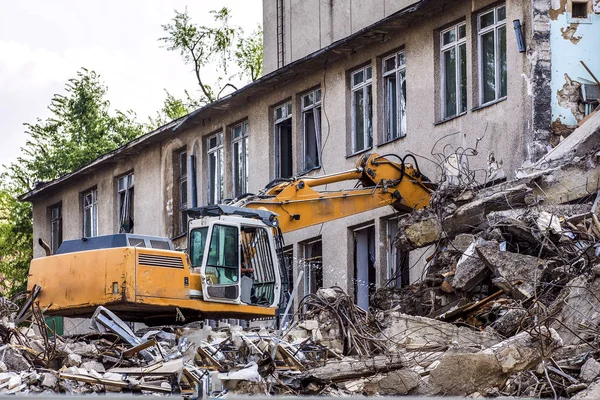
[27, 153, 433, 324]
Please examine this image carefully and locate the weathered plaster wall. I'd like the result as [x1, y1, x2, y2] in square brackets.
[31, 144, 163, 259]
[550, 1, 600, 130]
[263, 0, 420, 74]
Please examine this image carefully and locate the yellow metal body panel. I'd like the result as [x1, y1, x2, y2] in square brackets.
[28, 247, 276, 321]
[28, 247, 135, 309]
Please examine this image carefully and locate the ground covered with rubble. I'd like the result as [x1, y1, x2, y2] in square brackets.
[2, 112, 600, 397]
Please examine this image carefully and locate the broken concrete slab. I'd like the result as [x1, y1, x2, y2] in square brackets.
[481, 327, 562, 373]
[442, 184, 536, 237]
[580, 358, 600, 383]
[476, 243, 547, 299]
[305, 356, 405, 381]
[453, 241, 491, 292]
[429, 352, 506, 395]
[549, 274, 600, 346]
[376, 368, 420, 395]
[490, 308, 528, 337]
[2, 348, 31, 372]
[573, 380, 600, 399]
[535, 107, 600, 167]
[382, 311, 500, 351]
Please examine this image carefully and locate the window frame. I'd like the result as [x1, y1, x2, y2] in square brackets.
[117, 172, 134, 233]
[274, 101, 293, 178]
[350, 65, 373, 154]
[477, 4, 507, 106]
[49, 203, 62, 254]
[301, 88, 322, 172]
[382, 51, 407, 143]
[176, 149, 188, 235]
[440, 22, 467, 119]
[231, 121, 249, 198]
[207, 132, 224, 205]
[82, 188, 98, 238]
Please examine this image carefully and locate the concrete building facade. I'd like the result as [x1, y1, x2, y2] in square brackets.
[21, 0, 599, 309]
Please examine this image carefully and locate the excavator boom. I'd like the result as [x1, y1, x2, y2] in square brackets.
[233, 153, 433, 233]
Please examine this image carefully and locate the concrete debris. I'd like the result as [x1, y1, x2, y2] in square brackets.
[580, 358, 600, 383]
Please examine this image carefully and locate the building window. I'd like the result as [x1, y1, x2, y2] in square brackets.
[175, 149, 188, 235]
[354, 225, 375, 310]
[301, 89, 322, 171]
[117, 172, 134, 233]
[478, 5, 507, 105]
[82, 188, 98, 238]
[232, 121, 248, 198]
[207, 132, 224, 205]
[274, 102, 293, 178]
[351, 65, 373, 153]
[385, 219, 409, 288]
[302, 239, 323, 298]
[276, 0, 285, 68]
[49, 203, 62, 254]
[441, 23, 467, 119]
[382, 52, 406, 142]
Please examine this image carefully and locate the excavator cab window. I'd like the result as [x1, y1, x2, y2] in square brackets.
[189, 227, 209, 270]
[206, 225, 239, 285]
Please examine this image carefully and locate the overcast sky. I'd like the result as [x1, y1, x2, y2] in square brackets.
[0, 0, 262, 168]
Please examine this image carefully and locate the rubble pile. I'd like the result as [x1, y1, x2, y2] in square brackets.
[380, 113, 600, 397]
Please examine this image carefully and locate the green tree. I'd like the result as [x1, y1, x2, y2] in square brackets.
[160, 7, 263, 105]
[147, 89, 201, 129]
[235, 26, 263, 81]
[0, 183, 32, 297]
[0, 68, 145, 297]
[11, 68, 144, 185]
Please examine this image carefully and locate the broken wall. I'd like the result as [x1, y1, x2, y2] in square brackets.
[550, 0, 600, 133]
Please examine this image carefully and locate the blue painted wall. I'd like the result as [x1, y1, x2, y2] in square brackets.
[550, 10, 600, 127]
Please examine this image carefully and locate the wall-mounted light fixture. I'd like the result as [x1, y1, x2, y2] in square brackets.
[513, 19, 526, 53]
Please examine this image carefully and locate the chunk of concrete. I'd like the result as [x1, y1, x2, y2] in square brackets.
[580, 358, 600, 383]
[549, 275, 600, 345]
[402, 217, 442, 249]
[535, 107, 600, 166]
[453, 242, 491, 292]
[429, 352, 506, 395]
[81, 360, 105, 373]
[481, 327, 563, 373]
[66, 353, 82, 367]
[376, 368, 420, 395]
[382, 311, 500, 351]
[449, 234, 476, 253]
[476, 244, 547, 299]
[573, 380, 600, 399]
[2, 348, 31, 372]
[490, 308, 528, 337]
[41, 372, 57, 388]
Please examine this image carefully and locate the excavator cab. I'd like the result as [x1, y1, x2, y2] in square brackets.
[186, 205, 285, 310]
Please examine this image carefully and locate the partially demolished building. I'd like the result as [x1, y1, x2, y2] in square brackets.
[19, 0, 600, 309]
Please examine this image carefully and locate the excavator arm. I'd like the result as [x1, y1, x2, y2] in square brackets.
[231, 153, 434, 233]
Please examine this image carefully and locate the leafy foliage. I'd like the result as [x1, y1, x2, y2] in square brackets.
[0, 183, 32, 298]
[160, 7, 263, 104]
[147, 89, 201, 130]
[0, 68, 145, 298]
[235, 26, 263, 81]
[10, 68, 144, 186]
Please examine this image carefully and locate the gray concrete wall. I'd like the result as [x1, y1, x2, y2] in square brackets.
[263, 0, 420, 74]
[31, 0, 536, 307]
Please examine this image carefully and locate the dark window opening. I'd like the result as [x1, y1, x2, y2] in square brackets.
[572, 2, 588, 18]
[354, 226, 376, 310]
[50, 204, 62, 254]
